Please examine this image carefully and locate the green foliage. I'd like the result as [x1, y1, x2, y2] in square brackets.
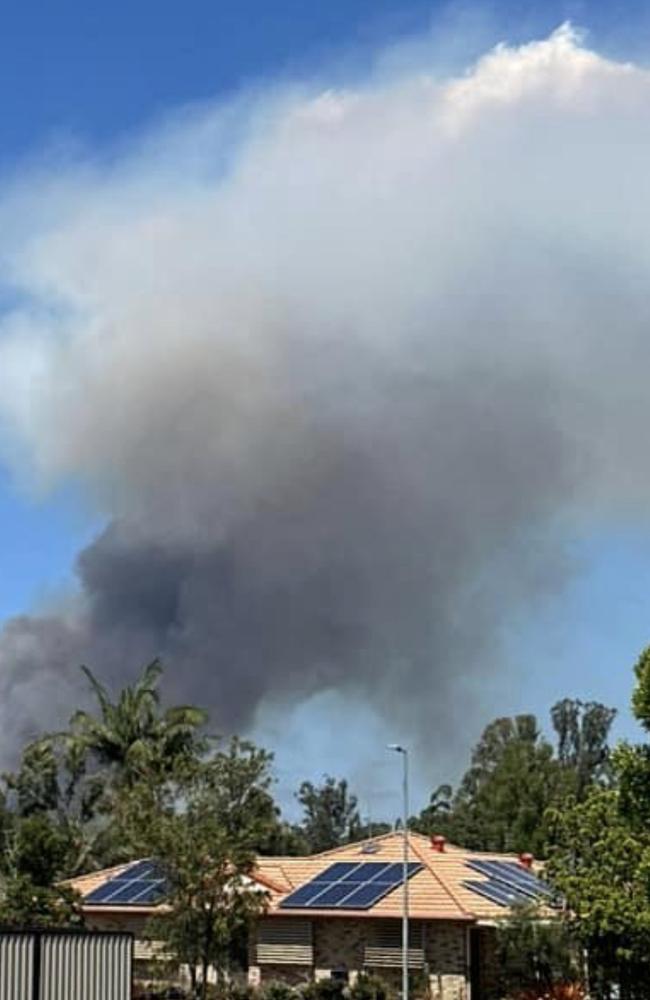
[301, 979, 346, 1000]
[296, 776, 362, 852]
[430, 714, 558, 854]
[9, 813, 74, 885]
[494, 904, 582, 995]
[204, 737, 279, 851]
[349, 972, 392, 1000]
[261, 982, 298, 1000]
[129, 739, 276, 1000]
[632, 647, 650, 729]
[64, 659, 209, 791]
[417, 700, 616, 855]
[0, 804, 85, 928]
[546, 788, 650, 995]
[551, 699, 617, 798]
[617, 653, 650, 829]
[0, 874, 83, 928]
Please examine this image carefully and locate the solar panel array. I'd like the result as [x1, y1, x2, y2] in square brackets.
[84, 861, 168, 906]
[462, 859, 556, 908]
[280, 861, 423, 910]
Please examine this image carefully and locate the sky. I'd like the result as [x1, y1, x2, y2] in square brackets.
[2, 0, 650, 821]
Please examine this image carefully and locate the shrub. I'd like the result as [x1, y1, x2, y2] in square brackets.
[262, 981, 299, 1000]
[301, 979, 346, 1000]
[349, 973, 392, 1000]
[228, 984, 258, 1000]
[494, 905, 582, 998]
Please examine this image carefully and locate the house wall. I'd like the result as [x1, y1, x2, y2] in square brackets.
[475, 927, 499, 1000]
[84, 912, 150, 937]
[426, 924, 468, 1000]
[250, 918, 471, 1000]
[313, 918, 366, 977]
[85, 910, 473, 1000]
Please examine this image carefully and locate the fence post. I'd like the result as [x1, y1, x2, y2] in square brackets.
[31, 932, 41, 1000]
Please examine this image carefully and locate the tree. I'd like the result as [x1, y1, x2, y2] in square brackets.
[60, 659, 209, 791]
[433, 715, 559, 855]
[551, 699, 617, 799]
[124, 739, 275, 1000]
[418, 699, 617, 855]
[494, 904, 582, 997]
[0, 809, 84, 928]
[617, 646, 650, 829]
[546, 789, 650, 998]
[544, 654, 650, 999]
[411, 784, 452, 836]
[297, 776, 362, 853]
[3, 738, 107, 874]
[17, 660, 211, 871]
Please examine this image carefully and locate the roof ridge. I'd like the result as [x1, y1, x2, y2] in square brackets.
[308, 829, 437, 859]
[407, 834, 474, 919]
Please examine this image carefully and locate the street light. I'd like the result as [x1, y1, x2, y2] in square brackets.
[387, 744, 409, 1000]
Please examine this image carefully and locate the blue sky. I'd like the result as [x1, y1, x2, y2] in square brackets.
[2, 0, 650, 816]
[0, 0, 645, 160]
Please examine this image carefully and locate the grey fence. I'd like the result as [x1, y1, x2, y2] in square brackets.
[0, 929, 132, 1000]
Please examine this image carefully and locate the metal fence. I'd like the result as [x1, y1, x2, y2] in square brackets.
[0, 929, 132, 1000]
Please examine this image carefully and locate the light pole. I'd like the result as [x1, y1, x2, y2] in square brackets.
[387, 744, 409, 1000]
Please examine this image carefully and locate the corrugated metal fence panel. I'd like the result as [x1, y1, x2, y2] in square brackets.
[0, 933, 34, 1000]
[40, 933, 132, 1000]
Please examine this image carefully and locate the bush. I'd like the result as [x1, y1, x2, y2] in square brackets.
[262, 982, 299, 1000]
[349, 973, 392, 1000]
[301, 979, 346, 1000]
[494, 906, 582, 997]
[227, 984, 259, 1000]
[512, 988, 586, 1000]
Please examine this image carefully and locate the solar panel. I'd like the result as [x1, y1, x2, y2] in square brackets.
[336, 881, 396, 909]
[369, 863, 403, 883]
[312, 863, 360, 883]
[280, 861, 422, 910]
[500, 862, 553, 896]
[308, 883, 362, 907]
[462, 879, 530, 908]
[271, 881, 327, 908]
[466, 860, 551, 899]
[339, 863, 391, 883]
[84, 860, 168, 906]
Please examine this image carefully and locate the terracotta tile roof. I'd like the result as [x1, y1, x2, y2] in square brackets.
[256, 832, 550, 922]
[71, 831, 547, 922]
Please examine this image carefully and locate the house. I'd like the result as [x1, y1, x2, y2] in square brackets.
[69, 831, 552, 999]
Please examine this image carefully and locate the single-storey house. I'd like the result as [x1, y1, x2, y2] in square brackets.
[69, 831, 552, 999]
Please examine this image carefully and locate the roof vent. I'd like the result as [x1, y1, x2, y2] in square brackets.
[431, 835, 446, 853]
[360, 842, 380, 854]
[519, 852, 534, 870]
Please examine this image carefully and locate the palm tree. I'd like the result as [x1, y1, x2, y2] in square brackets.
[65, 659, 209, 789]
[12, 661, 208, 873]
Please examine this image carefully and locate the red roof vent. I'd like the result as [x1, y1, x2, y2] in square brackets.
[519, 852, 534, 870]
[431, 835, 446, 853]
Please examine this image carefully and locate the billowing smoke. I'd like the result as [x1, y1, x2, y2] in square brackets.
[0, 26, 649, 766]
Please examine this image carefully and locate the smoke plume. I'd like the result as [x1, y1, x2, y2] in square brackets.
[0, 25, 649, 765]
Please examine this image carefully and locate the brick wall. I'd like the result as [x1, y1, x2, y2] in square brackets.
[477, 927, 499, 1000]
[251, 917, 470, 1000]
[256, 964, 313, 986]
[85, 912, 150, 936]
[313, 918, 366, 973]
[426, 923, 468, 1000]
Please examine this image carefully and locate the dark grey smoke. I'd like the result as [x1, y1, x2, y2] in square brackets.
[0, 26, 649, 765]
[0, 364, 574, 751]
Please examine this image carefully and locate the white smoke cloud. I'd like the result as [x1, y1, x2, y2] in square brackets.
[0, 24, 649, 785]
